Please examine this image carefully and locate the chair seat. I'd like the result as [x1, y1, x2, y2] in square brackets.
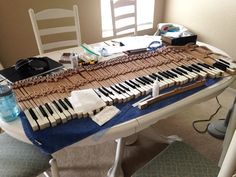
[132, 141, 219, 177]
[0, 133, 51, 177]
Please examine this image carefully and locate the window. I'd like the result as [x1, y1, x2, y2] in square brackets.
[101, 0, 155, 38]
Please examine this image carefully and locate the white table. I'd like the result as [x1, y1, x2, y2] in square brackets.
[0, 39, 235, 177]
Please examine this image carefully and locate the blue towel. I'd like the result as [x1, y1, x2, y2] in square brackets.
[20, 79, 220, 154]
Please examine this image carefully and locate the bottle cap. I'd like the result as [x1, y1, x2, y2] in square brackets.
[0, 85, 12, 97]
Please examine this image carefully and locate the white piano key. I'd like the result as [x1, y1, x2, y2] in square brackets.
[56, 100, 72, 120]
[46, 103, 61, 124]
[156, 73, 175, 87]
[94, 89, 113, 105]
[179, 67, 198, 81]
[41, 105, 57, 127]
[24, 109, 39, 131]
[34, 107, 50, 129]
[50, 103, 67, 123]
[121, 82, 141, 98]
[73, 107, 84, 118]
[118, 84, 135, 100]
[106, 87, 123, 103]
[61, 99, 78, 119]
[110, 86, 128, 102]
[132, 79, 149, 94]
[114, 84, 133, 101]
[101, 87, 118, 103]
[196, 65, 216, 78]
[146, 75, 166, 90]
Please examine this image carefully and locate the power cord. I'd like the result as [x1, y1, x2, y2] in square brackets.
[192, 96, 222, 134]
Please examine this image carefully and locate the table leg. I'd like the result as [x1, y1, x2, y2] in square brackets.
[107, 138, 125, 177]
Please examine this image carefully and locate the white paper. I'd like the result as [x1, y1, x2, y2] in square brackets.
[91, 106, 120, 126]
[68, 89, 106, 114]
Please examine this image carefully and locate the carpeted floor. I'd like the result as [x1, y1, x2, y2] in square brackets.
[39, 87, 236, 177]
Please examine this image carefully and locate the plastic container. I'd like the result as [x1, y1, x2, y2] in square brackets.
[70, 53, 79, 69]
[0, 84, 20, 122]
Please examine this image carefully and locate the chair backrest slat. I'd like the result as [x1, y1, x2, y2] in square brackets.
[115, 24, 136, 33]
[113, 0, 135, 8]
[39, 26, 76, 36]
[29, 5, 81, 54]
[115, 13, 135, 20]
[42, 40, 78, 51]
[35, 9, 74, 20]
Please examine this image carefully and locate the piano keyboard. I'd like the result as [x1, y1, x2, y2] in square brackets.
[13, 45, 235, 131]
[23, 98, 80, 131]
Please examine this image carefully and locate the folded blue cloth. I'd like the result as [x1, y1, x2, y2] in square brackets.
[20, 79, 220, 154]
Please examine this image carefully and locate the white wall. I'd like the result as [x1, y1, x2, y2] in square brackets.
[163, 0, 236, 60]
[163, 0, 236, 88]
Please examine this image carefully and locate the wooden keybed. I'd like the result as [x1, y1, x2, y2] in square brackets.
[12, 44, 235, 131]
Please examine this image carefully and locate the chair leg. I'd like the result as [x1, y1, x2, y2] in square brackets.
[107, 138, 125, 177]
[49, 158, 60, 177]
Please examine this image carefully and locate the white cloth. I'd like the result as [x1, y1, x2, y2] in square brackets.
[68, 89, 106, 114]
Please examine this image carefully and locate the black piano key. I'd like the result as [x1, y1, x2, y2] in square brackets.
[110, 86, 121, 94]
[219, 59, 230, 65]
[166, 70, 178, 78]
[115, 85, 126, 93]
[141, 77, 151, 84]
[102, 87, 114, 95]
[149, 74, 157, 80]
[64, 98, 73, 109]
[164, 71, 174, 78]
[129, 80, 140, 87]
[188, 66, 200, 72]
[29, 108, 38, 121]
[163, 71, 175, 78]
[119, 83, 130, 91]
[213, 62, 227, 71]
[152, 73, 163, 80]
[181, 65, 192, 72]
[158, 72, 170, 79]
[203, 63, 215, 69]
[125, 81, 136, 89]
[52, 101, 63, 113]
[39, 105, 48, 117]
[59, 99, 68, 110]
[136, 78, 147, 85]
[143, 76, 154, 83]
[191, 64, 204, 71]
[176, 67, 188, 74]
[217, 61, 229, 68]
[198, 63, 210, 69]
[98, 88, 109, 97]
[45, 103, 53, 115]
[171, 68, 183, 75]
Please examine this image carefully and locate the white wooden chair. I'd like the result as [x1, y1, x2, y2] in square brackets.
[110, 0, 137, 37]
[0, 62, 3, 70]
[28, 5, 81, 55]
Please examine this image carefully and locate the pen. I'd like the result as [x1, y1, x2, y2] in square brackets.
[104, 41, 110, 46]
[111, 40, 125, 46]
